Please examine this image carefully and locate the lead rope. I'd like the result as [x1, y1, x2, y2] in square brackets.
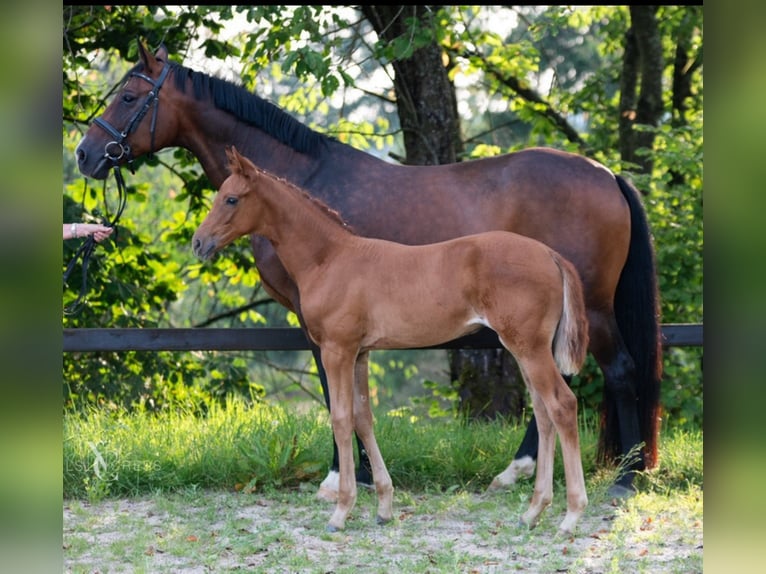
[63, 164, 128, 315]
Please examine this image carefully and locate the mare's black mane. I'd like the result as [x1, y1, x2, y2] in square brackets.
[133, 61, 332, 156]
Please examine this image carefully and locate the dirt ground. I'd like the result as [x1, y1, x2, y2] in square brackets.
[63, 486, 703, 573]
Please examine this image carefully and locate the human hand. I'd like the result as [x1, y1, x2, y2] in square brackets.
[64, 223, 114, 242]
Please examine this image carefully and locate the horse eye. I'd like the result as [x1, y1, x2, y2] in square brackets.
[225, 197, 238, 206]
[122, 93, 136, 104]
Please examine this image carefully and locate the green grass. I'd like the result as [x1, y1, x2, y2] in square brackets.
[63, 397, 700, 502]
[64, 397, 609, 500]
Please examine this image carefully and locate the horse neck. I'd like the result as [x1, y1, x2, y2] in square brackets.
[177, 109, 294, 188]
[250, 172, 353, 276]
[172, 100, 316, 191]
[172, 76, 379, 193]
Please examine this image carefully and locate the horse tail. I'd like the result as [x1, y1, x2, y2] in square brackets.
[606, 175, 663, 469]
[551, 252, 589, 376]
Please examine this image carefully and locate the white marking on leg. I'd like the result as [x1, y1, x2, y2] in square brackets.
[488, 455, 536, 490]
[316, 470, 339, 503]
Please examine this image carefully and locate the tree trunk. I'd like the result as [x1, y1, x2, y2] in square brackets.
[619, 6, 664, 175]
[448, 349, 526, 420]
[669, 6, 702, 187]
[362, 5, 527, 421]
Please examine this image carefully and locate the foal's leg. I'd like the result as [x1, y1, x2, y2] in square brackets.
[520, 386, 555, 530]
[352, 355, 374, 489]
[321, 346, 359, 532]
[516, 355, 587, 535]
[548, 377, 588, 535]
[313, 342, 373, 503]
[352, 352, 394, 525]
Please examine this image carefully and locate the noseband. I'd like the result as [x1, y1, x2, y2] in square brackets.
[92, 61, 171, 167]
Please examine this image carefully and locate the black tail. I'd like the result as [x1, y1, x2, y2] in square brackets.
[601, 175, 662, 469]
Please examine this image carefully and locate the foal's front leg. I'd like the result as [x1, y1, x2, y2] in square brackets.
[352, 352, 394, 525]
[322, 346, 358, 532]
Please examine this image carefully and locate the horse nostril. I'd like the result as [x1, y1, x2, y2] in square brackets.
[192, 238, 200, 252]
[76, 147, 85, 163]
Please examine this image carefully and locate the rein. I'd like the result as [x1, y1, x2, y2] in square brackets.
[64, 61, 170, 314]
[63, 166, 128, 315]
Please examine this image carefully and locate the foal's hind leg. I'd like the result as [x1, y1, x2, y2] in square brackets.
[520, 387, 555, 530]
[518, 357, 588, 535]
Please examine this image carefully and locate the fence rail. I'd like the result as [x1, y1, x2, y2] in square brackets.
[63, 323, 702, 353]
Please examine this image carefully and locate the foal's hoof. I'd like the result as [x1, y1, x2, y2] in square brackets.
[557, 526, 576, 539]
[326, 523, 342, 533]
[376, 514, 392, 526]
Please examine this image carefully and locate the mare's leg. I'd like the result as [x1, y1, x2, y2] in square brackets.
[321, 345, 358, 532]
[313, 343, 373, 503]
[589, 313, 644, 496]
[351, 355, 374, 487]
[518, 356, 588, 535]
[352, 352, 394, 525]
[489, 415, 537, 490]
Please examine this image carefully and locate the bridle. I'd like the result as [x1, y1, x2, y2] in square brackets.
[92, 60, 171, 167]
[64, 61, 170, 315]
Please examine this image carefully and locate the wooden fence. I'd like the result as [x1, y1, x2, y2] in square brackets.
[63, 323, 702, 353]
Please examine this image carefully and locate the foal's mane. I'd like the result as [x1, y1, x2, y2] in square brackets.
[133, 60, 332, 157]
[248, 164, 357, 234]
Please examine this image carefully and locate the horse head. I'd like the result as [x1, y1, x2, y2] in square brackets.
[75, 40, 178, 179]
[192, 147, 260, 260]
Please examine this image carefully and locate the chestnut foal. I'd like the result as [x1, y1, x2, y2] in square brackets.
[193, 147, 590, 534]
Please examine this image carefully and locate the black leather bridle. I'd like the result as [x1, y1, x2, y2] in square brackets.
[92, 60, 171, 166]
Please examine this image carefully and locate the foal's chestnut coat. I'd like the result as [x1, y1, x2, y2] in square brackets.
[193, 147, 590, 534]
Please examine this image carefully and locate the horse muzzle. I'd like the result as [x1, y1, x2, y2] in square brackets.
[192, 235, 219, 261]
[75, 138, 112, 180]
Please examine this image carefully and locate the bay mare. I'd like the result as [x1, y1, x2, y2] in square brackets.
[75, 41, 662, 497]
[192, 147, 590, 534]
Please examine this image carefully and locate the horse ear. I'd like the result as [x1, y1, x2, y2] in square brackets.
[227, 147, 255, 178]
[226, 146, 242, 174]
[137, 38, 153, 66]
[136, 38, 165, 72]
[234, 148, 255, 176]
[155, 43, 169, 63]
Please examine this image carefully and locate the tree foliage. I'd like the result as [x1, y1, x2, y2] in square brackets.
[62, 6, 702, 426]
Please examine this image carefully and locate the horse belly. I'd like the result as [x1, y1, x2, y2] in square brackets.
[364, 323, 480, 350]
[363, 302, 482, 350]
